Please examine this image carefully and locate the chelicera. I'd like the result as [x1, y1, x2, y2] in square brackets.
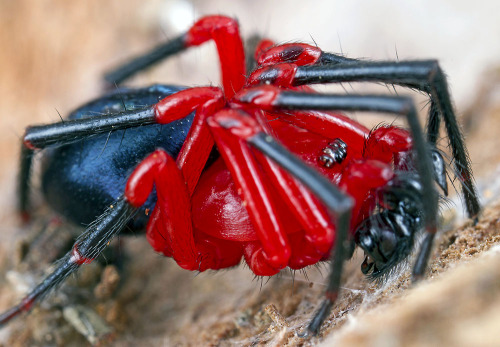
[0, 15, 480, 336]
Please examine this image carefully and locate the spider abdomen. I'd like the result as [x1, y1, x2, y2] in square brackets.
[41, 85, 194, 228]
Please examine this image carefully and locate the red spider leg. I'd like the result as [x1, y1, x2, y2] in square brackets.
[257, 42, 357, 67]
[143, 86, 245, 270]
[126, 148, 243, 271]
[248, 42, 314, 88]
[246, 61, 315, 95]
[185, 16, 246, 98]
[248, 62, 300, 88]
[125, 149, 198, 270]
[252, 43, 321, 96]
[254, 38, 274, 61]
[256, 43, 323, 67]
[105, 15, 245, 97]
[364, 126, 413, 163]
[247, 108, 335, 260]
[251, 150, 331, 267]
[207, 110, 292, 275]
[234, 86, 370, 154]
[247, 63, 298, 88]
[226, 118, 353, 336]
[154, 86, 225, 193]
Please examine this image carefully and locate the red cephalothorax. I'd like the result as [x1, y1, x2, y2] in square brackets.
[1, 15, 479, 337]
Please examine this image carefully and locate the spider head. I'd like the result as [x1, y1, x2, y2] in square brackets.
[354, 172, 425, 278]
[354, 209, 419, 278]
[354, 148, 449, 278]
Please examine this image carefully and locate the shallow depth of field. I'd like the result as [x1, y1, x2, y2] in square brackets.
[0, 1, 499, 346]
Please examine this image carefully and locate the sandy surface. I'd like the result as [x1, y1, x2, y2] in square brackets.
[1, 1, 500, 346]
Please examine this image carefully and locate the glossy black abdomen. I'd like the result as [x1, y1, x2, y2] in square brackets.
[41, 85, 193, 229]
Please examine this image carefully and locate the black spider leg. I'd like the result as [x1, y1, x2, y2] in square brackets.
[253, 91, 437, 335]
[247, 133, 352, 337]
[18, 107, 156, 216]
[104, 34, 185, 85]
[291, 60, 480, 220]
[19, 145, 34, 221]
[0, 197, 138, 326]
[104, 28, 262, 86]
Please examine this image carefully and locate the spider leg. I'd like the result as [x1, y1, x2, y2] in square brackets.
[255, 43, 357, 67]
[103, 34, 185, 86]
[236, 86, 438, 333]
[208, 110, 292, 273]
[21, 87, 222, 151]
[7, 92, 228, 321]
[0, 197, 137, 326]
[125, 149, 199, 269]
[104, 16, 245, 98]
[18, 107, 156, 218]
[246, 108, 336, 260]
[208, 107, 353, 272]
[210, 108, 353, 334]
[5, 93, 234, 324]
[19, 145, 34, 222]
[248, 59, 480, 220]
[19, 87, 224, 217]
[249, 132, 352, 336]
[159, 88, 225, 193]
[126, 141, 244, 272]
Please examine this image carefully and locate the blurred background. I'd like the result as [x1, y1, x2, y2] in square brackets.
[0, 1, 499, 345]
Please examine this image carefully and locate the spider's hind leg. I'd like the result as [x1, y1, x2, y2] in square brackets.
[236, 86, 439, 334]
[249, 53, 480, 220]
[209, 108, 354, 334]
[103, 15, 246, 98]
[0, 197, 138, 326]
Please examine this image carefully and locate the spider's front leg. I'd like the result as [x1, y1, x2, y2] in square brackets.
[104, 15, 245, 98]
[0, 197, 137, 325]
[208, 108, 354, 334]
[209, 105, 370, 274]
[115, 87, 248, 271]
[18, 86, 224, 218]
[1, 86, 238, 325]
[250, 45, 480, 221]
[235, 85, 439, 334]
[125, 148, 243, 271]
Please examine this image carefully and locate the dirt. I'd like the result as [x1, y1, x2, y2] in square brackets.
[1, 2, 500, 346]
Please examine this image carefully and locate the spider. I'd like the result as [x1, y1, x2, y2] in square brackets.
[0, 15, 480, 337]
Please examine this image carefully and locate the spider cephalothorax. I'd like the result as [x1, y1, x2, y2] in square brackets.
[356, 173, 426, 277]
[1, 15, 480, 337]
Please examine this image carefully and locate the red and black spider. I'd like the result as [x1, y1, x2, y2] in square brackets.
[0, 15, 480, 336]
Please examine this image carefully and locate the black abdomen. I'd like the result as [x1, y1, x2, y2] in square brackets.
[41, 85, 193, 229]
